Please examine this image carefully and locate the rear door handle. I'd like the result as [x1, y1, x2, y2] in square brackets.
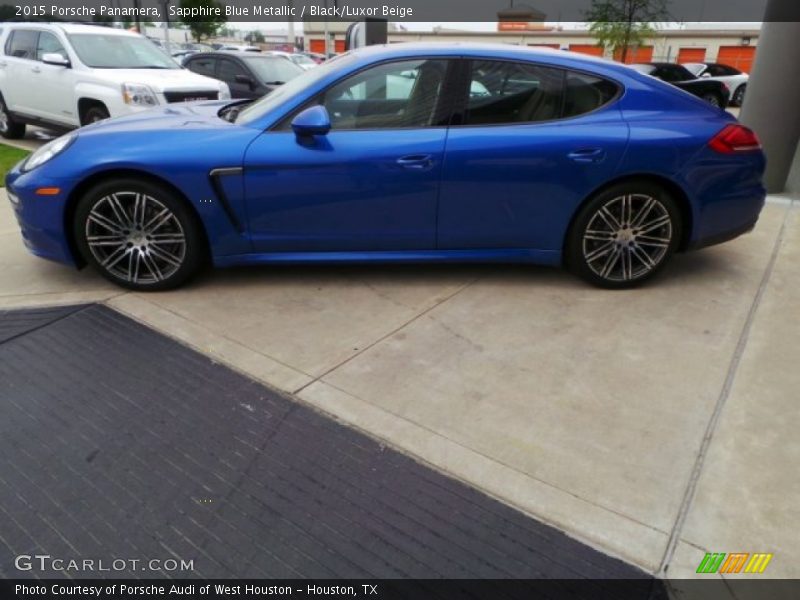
[567, 148, 606, 163]
[396, 154, 434, 170]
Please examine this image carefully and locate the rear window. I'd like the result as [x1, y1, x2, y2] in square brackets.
[462, 60, 619, 126]
[5, 30, 38, 60]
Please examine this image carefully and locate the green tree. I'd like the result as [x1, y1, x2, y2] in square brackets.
[244, 31, 265, 44]
[178, 0, 227, 42]
[585, 0, 670, 63]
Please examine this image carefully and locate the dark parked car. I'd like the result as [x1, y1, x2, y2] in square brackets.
[630, 63, 730, 108]
[183, 51, 304, 99]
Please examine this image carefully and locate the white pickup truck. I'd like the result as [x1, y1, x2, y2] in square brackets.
[0, 22, 230, 139]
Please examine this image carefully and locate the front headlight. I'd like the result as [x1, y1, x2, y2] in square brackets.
[218, 82, 231, 100]
[122, 82, 159, 107]
[21, 133, 77, 173]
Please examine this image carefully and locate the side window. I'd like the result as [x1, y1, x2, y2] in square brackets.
[562, 72, 618, 118]
[186, 56, 216, 78]
[218, 58, 247, 83]
[5, 30, 38, 60]
[36, 32, 67, 61]
[464, 60, 565, 125]
[319, 59, 447, 130]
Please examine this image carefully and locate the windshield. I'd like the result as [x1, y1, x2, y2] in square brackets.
[236, 53, 355, 125]
[68, 34, 178, 69]
[683, 63, 705, 76]
[242, 56, 304, 83]
[628, 64, 655, 75]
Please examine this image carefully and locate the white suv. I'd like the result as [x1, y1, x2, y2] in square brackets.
[0, 23, 230, 139]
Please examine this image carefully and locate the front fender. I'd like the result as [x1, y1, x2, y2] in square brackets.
[74, 80, 131, 120]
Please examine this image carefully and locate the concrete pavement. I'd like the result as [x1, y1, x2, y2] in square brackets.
[1, 189, 797, 584]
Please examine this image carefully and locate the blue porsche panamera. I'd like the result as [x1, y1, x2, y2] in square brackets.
[6, 43, 765, 290]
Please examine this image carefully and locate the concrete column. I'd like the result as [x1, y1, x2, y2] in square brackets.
[739, 8, 800, 193]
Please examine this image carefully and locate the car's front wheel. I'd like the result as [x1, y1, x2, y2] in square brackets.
[74, 179, 206, 291]
[83, 105, 110, 125]
[566, 182, 682, 288]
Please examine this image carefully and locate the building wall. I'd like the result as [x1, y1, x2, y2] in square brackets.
[303, 25, 760, 70]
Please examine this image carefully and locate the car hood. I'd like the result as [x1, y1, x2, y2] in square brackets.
[82, 68, 222, 91]
[78, 101, 234, 134]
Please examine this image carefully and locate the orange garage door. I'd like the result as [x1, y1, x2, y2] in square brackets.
[717, 46, 756, 73]
[677, 47, 707, 64]
[309, 39, 345, 54]
[613, 46, 653, 63]
[569, 44, 603, 57]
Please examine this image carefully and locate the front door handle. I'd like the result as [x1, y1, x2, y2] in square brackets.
[31, 66, 41, 74]
[567, 148, 606, 163]
[396, 154, 434, 170]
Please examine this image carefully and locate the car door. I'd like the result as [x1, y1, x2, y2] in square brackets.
[218, 57, 259, 99]
[243, 58, 452, 252]
[2, 29, 40, 115]
[438, 59, 630, 251]
[34, 30, 75, 124]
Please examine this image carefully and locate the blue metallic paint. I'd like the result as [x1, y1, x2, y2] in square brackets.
[5, 43, 766, 275]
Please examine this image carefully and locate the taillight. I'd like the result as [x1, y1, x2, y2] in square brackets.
[708, 124, 762, 154]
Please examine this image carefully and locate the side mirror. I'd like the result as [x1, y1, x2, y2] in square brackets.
[42, 53, 70, 68]
[291, 105, 331, 137]
[234, 73, 254, 88]
[701, 72, 711, 78]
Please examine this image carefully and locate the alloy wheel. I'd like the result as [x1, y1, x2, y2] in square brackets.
[84, 191, 186, 285]
[581, 193, 673, 283]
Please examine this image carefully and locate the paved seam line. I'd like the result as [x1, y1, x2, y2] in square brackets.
[107, 295, 315, 379]
[293, 277, 480, 394]
[658, 201, 793, 577]
[310, 377, 670, 539]
[0, 304, 91, 347]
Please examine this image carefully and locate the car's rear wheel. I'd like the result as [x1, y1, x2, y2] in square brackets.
[74, 179, 205, 291]
[566, 182, 682, 288]
[0, 96, 26, 139]
[701, 92, 722, 108]
[732, 84, 746, 107]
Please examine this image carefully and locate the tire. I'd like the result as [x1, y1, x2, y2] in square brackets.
[0, 95, 26, 139]
[74, 178, 206, 291]
[732, 84, 746, 107]
[83, 104, 110, 125]
[565, 181, 682, 289]
[701, 93, 722, 108]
